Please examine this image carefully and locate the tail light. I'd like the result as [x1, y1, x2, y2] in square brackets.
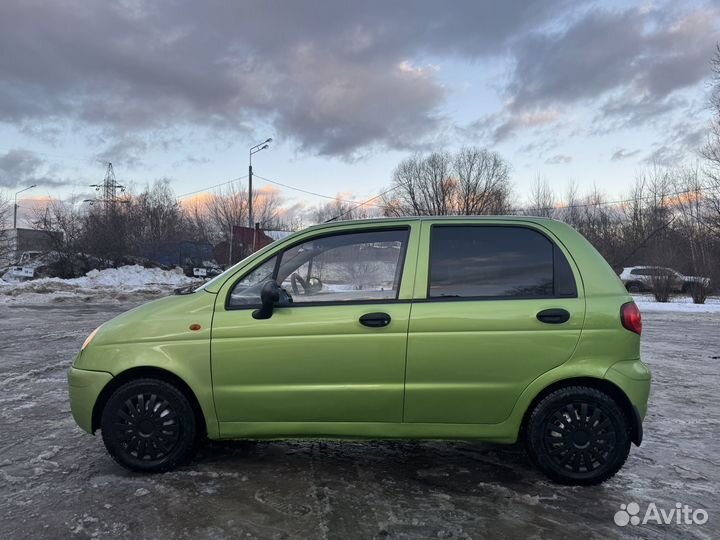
[620, 302, 642, 335]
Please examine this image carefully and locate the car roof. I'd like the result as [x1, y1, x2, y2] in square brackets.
[303, 215, 560, 232]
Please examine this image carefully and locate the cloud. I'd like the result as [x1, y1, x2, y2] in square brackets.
[0, 0, 573, 159]
[545, 154, 572, 164]
[459, 3, 718, 152]
[0, 149, 74, 189]
[0, 0, 715, 163]
[0, 149, 42, 188]
[94, 136, 149, 169]
[611, 148, 641, 161]
[468, 108, 562, 143]
[506, 4, 719, 128]
[511, 5, 717, 108]
[643, 118, 708, 166]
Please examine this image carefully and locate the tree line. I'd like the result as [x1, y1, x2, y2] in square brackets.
[3, 143, 719, 296]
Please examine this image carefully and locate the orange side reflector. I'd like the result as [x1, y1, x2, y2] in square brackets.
[189, 324, 202, 331]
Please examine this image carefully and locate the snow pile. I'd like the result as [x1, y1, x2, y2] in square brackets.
[633, 294, 720, 313]
[66, 265, 194, 289]
[0, 265, 199, 304]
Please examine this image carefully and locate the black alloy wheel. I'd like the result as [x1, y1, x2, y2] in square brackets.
[526, 386, 631, 485]
[101, 379, 197, 472]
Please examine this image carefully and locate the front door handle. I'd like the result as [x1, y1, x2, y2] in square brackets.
[359, 312, 391, 328]
[536, 308, 570, 324]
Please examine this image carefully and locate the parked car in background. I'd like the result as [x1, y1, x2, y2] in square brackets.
[619, 266, 711, 293]
[69, 217, 650, 485]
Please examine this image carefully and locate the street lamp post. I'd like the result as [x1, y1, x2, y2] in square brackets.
[248, 138, 272, 229]
[13, 184, 37, 229]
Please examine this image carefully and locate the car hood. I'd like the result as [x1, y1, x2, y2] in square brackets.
[88, 290, 217, 348]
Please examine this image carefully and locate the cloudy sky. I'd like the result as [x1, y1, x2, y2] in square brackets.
[0, 0, 718, 213]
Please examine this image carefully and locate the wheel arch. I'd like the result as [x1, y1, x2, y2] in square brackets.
[91, 366, 208, 439]
[519, 376, 642, 446]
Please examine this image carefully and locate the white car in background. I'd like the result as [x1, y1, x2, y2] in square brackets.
[619, 266, 711, 293]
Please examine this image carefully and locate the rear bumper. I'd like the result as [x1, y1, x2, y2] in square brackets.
[605, 359, 651, 446]
[67, 367, 113, 434]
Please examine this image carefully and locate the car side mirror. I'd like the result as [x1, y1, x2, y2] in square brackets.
[252, 280, 291, 320]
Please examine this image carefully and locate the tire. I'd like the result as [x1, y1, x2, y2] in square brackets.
[525, 386, 631, 485]
[626, 282, 642, 293]
[100, 378, 198, 473]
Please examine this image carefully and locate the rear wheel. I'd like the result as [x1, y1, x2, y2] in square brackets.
[626, 282, 642, 293]
[525, 386, 631, 485]
[100, 378, 197, 472]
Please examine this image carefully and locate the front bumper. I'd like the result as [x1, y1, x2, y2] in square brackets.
[67, 367, 113, 434]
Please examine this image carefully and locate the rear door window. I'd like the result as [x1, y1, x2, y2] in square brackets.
[428, 225, 577, 299]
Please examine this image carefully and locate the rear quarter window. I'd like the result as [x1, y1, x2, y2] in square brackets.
[428, 225, 577, 299]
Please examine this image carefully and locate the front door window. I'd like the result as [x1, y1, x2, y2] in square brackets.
[228, 228, 409, 307]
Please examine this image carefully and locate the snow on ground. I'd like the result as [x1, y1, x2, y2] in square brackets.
[0, 265, 199, 304]
[632, 294, 720, 313]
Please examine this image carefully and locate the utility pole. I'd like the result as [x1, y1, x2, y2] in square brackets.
[87, 163, 126, 214]
[248, 138, 272, 228]
[13, 184, 37, 229]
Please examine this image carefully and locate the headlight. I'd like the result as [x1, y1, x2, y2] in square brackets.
[81, 326, 101, 351]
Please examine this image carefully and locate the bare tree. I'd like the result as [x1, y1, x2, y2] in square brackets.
[701, 44, 720, 238]
[703, 44, 720, 170]
[205, 183, 285, 243]
[383, 151, 453, 216]
[557, 180, 581, 228]
[453, 147, 512, 215]
[309, 198, 376, 224]
[0, 190, 12, 264]
[181, 197, 215, 243]
[526, 175, 555, 218]
[383, 147, 513, 216]
[31, 196, 85, 277]
[205, 184, 248, 244]
[671, 166, 714, 302]
[0, 191, 9, 228]
[127, 180, 187, 256]
[80, 201, 132, 265]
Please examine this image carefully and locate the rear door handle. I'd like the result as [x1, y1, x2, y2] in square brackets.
[359, 312, 391, 328]
[536, 308, 570, 324]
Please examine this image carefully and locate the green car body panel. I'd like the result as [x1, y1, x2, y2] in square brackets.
[68, 216, 650, 447]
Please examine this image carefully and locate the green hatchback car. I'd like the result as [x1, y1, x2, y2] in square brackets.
[68, 216, 650, 485]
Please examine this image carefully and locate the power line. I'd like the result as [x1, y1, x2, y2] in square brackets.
[254, 174, 385, 208]
[176, 176, 248, 200]
[175, 171, 716, 218]
[324, 186, 399, 222]
[521, 183, 714, 214]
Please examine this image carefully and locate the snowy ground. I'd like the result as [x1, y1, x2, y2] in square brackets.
[1, 296, 718, 539]
[0, 265, 198, 305]
[632, 294, 720, 313]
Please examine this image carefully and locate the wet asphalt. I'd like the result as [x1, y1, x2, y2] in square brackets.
[0, 297, 718, 539]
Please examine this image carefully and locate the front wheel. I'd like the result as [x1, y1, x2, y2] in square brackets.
[525, 386, 631, 485]
[100, 378, 198, 472]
